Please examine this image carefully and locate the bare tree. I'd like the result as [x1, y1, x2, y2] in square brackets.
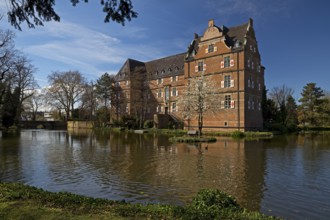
[178, 73, 220, 136]
[23, 90, 45, 121]
[80, 81, 97, 121]
[269, 84, 294, 108]
[46, 70, 87, 120]
[11, 55, 39, 121]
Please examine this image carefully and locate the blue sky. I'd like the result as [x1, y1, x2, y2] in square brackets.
[1, 0, 329, 99]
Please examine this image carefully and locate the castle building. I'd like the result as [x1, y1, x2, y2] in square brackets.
[114, 19, 265, 131]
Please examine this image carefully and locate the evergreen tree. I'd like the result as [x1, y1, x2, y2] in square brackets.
[285, 95, 298, 128]
[298, 83, 324, 126]
[261, 86, 278, 126]
[2, 86, 20, 127]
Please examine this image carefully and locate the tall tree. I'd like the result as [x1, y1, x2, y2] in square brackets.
[285, 95, 298, 127]
[95, 73, 114, 109]
[269, 84, 294, 108]
[6, 0, 138, 30]
[298, 83, 324, 126]
[0, 21, 17, 127]
[2, 86, 20, 127]
[261, 86, 278, 126]
[11, 55, 38, 122]
[178, 73, 220, 136]
[23, 90, 45, 121]
[80, 81, 97, 121]
[46, 71, 87, 120]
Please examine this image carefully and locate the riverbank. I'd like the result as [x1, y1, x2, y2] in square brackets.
[0, 182, 278, 219]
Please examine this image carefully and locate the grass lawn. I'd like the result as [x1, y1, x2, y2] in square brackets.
[0, 182, 280, 220]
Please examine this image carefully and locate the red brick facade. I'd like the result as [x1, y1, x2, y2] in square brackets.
[114, 19, 265, 131]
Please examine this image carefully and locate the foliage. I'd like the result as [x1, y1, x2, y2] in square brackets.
[95, 106, 110, 127]
[95, 72, 114, 109]
[7, 0, 138, 30]
[263, 85, 299, 132]
[186, 189, 241, 216]
[298, 83, 325, 126]
[0, 23, 38, 126]
[2, 86, 20, 127]
[143, 119, 153, 129]
[231, 130, 244, 138]
[169, 136, 217, 143]
[0, 182, 277, 220]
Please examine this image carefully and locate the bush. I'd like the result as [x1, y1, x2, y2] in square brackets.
[143, 120, 154, 129]
[231, 131, 244, 138]
[183, 189, 241, 219]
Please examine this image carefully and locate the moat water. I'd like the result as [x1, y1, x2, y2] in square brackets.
[1, 129, 330, 219]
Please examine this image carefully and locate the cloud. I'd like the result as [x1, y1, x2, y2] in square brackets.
[205, 0, 291, 20]
[16, 19, 180, 80]
[15, 20, 158, 78]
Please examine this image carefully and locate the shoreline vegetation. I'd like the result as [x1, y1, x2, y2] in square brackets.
[0, 182, 279, 220]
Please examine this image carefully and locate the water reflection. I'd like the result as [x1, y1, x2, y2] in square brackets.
[1, 129, 330, 219]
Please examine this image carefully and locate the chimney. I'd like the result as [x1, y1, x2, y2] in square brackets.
[208, 19, 214, 27]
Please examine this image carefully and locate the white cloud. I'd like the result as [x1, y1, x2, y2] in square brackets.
[15, 20, 159, 78]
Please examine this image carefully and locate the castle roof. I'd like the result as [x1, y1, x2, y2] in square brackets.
[115, 19, 253, 80]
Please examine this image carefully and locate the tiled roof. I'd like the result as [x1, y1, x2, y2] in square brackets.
[225, 22, 249, 47]
[115, 19, 251, 80]
[145, 53, 185, 79]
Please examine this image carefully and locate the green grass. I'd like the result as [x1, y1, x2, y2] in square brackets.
[169, 136, 217, 143]
[0, 182, 279, 220]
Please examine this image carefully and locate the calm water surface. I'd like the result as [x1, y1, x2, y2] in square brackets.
[1, 129, 330, 219]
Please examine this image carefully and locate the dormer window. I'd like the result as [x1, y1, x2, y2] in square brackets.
[168, 68, 172, 73]
[234, 40, 240, 48]
[155, 71, 158, 75]
[208, 44, 214, 53]
[161, 70, 165, 74]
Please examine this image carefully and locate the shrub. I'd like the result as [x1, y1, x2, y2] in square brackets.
[143, 120, 154, 129]
[183, 189, 241, 219]
[231, 131, 244, 138]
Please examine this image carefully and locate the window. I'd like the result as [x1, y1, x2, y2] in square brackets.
[171, 76, 177, 82]
[224, 56, 230, 68]
[158, 89, 162, 98]
[126, 80, 129, 85]
[224, 95, 231, 109]
[208, 44, 214, 53]
[157, 105, 161, 113]
[157, 78, 163, 85]
[125, 91, 128, 98]
[172, 87, 177, 96]
[172, 102, 177, 112]
[224, 75, 231, 88]
[125, 105, 129, 113]
[198, 61, 204, 71]
[165, 87, 169, 100]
